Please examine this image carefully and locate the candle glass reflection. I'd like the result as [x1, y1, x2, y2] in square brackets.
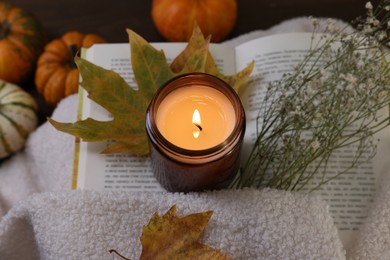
[145, 73, 246, 192]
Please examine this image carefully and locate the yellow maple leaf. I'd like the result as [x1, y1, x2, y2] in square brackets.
[171, 24, 254, 93]
[140, 205, 231, 260]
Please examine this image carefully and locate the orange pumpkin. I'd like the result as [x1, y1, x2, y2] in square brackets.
[0, 2, 46, 84]
[35, 31, 106, 106]
[151, 0, 237, 42]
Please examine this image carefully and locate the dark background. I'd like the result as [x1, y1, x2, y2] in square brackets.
[9, 0, 380, 120]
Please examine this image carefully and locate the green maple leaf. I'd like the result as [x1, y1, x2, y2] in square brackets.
[49, 25, 253, 156]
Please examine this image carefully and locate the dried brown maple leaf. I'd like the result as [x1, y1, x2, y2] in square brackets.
[140, 205, 231, 260]
[109, 205, 231, 260]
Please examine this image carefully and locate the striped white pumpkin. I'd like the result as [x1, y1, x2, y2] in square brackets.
[0, 80, 38, 159]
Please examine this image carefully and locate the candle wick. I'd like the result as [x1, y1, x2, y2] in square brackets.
[194, 123, 203, 131]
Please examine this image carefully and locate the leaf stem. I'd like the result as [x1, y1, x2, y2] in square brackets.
[108, 249, 131, 260]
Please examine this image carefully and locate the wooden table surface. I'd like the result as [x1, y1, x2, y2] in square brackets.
[9, 0, 380, 120]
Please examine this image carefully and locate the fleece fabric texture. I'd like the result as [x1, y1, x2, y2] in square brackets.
[0, 17, 389, 259]
[0, 189, 344, 259]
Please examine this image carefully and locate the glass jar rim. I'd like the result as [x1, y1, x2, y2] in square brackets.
[146, 72, 246, 163]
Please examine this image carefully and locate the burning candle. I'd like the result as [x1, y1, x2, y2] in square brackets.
[146, 73, 245, 192]
[155, 85, 236, 150]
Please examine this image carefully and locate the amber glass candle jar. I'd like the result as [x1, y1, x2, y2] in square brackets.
[145, 73, 245, 192]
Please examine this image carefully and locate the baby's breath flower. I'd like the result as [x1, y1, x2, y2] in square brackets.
[326, 18, 337, 33]
[311, 140, 320, 150]
[366, 1, 373, 9]
[235, 0, 390, 191]
[310, 16, 319, 28]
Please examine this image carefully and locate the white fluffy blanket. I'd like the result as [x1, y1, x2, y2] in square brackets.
[0, 17, 389, 259]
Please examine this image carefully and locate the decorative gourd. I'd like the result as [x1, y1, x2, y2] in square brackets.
[151, 0, 237, 42]
[0, 80, 38, 159]
[35, 31, 106, 106]
[0, 2, 46, 84]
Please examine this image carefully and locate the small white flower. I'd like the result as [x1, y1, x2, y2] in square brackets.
[366, 17, 374, 24]
[343, 73, 358, 85]
[326, 18, 337, 32]
[311, 140, 320, 150]
[385, 5, 390, 11]
[346, 84, 354, 91]
[319, 68, 330, 79]
[310, 16, 318, 26]
[356, 59, 365, 68]
[363, 24, 373, 34]
[336, 83, 344, 91]
[377, 31, 387, 41]
[306, 86, 314, 96]
[312, 99, 321, 107]
[365, 1, 373, 9]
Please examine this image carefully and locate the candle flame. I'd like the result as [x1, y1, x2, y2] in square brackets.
[193, 109, 201, 125]
[192, 109, 201, 139]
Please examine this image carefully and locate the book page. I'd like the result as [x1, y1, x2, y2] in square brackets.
[234, 33, 390, 249]
[76, 43, 236, 191]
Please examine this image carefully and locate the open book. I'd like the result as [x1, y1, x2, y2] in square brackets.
[74, 33, 390, 249]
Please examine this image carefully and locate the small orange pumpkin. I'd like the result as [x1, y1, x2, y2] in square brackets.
[151, 0, 237, 42]
[0, 2, 46, 84]
[35, 31, 106, 106]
